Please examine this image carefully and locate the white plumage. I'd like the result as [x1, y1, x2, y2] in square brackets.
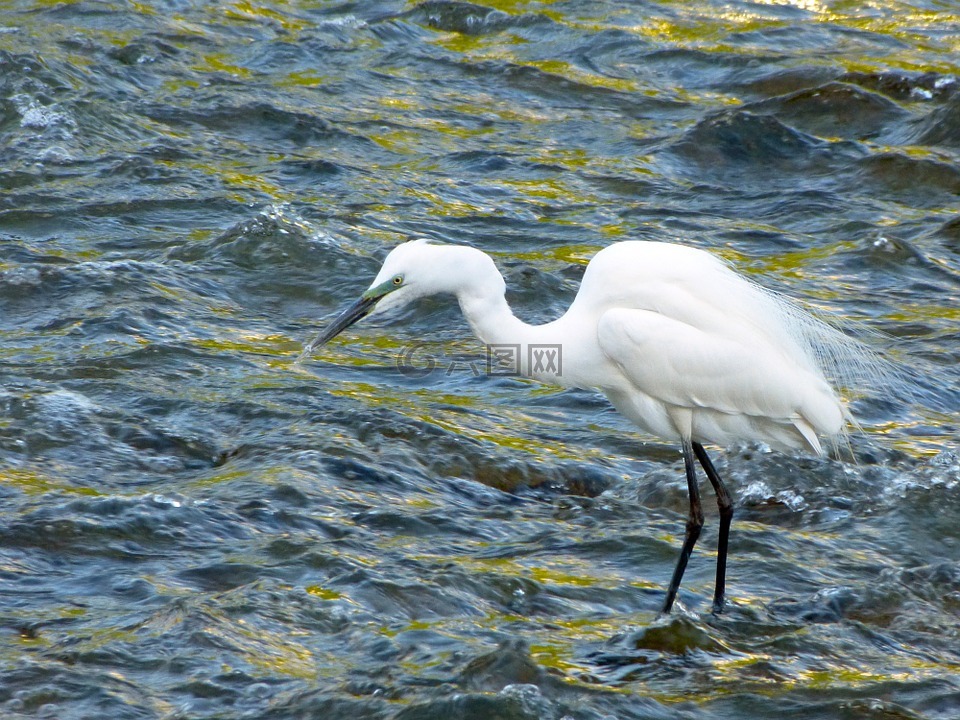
[307, 238, 890, 613]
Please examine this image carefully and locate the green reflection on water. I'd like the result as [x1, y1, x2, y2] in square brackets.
[1, 469, 102, 497]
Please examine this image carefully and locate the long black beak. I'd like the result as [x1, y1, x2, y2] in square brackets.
[299, 294, 378, 360]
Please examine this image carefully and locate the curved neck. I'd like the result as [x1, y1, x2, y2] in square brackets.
[457, 290, 532, 348]
[423, 244, 569, 382]
[430, 245, 532, 346]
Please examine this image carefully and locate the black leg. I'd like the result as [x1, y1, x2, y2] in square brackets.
[661, 439, 704, 614]
[693, 442, 734, 613]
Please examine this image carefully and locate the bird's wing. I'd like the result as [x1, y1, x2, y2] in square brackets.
[596, 307, 811, 422]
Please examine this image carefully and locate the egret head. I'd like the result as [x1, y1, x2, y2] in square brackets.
[303, 239, 442, 352]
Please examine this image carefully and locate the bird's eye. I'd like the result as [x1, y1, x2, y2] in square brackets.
[392, 275, 403, 285]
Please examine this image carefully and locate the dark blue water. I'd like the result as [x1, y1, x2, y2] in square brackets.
[1, 1, 959, 718]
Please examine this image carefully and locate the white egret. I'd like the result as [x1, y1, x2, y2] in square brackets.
[303, 239, 890, 614]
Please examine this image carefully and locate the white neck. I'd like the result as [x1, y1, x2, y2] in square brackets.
[428, 245, 575, 383]
[427, 245, 532, 346]
[458, 289, 531, 347]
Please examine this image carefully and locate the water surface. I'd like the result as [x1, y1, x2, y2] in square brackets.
[1, 1, 959, 718]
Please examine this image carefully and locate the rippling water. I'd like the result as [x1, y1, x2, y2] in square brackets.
[2, 1, 959, 718]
